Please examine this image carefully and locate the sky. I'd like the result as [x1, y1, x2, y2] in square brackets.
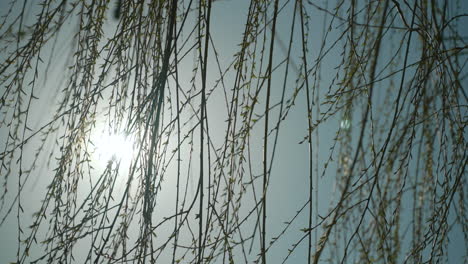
[0, 0, 467, 263]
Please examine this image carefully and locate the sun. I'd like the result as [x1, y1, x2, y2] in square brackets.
[93, 131, 135, 165]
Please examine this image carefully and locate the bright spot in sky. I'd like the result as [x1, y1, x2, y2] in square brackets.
[340, 118, 351, 130]
[94, 132, 135, 164]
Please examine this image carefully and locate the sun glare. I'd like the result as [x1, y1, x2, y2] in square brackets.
[94, 132, 135, 164]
